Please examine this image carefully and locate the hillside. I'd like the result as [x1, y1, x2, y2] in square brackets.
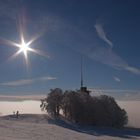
[0, 114, 139, 140]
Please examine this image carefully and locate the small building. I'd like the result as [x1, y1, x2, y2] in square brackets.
[80, 86, 90, 95]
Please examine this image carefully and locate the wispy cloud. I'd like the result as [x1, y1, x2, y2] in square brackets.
[39, 76, 57, 81]
[0, 76, 57, 86]
[60, 20, 140, 76]
[89, 22, 140, 75]
[0, 95, 46, 101]
[1, 79, 34, 86]
[124, 66, 140, 75]
[94, 22, 113, 48]
[82, 44, 140, 75]
[113, 76, 121, 82]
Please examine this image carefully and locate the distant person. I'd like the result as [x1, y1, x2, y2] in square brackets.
[16, 111, 19, 118]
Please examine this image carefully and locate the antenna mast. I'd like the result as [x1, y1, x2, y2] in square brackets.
[81, 56, 83, 88]
[80, 56, 90, 95]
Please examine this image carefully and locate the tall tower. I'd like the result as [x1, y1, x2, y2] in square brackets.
[80, 56, 90, 95]
[81, 56, 83, 88]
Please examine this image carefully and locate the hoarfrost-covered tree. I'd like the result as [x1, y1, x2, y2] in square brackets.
[40, 88, 63, 117]
[41, 88, 128, 127]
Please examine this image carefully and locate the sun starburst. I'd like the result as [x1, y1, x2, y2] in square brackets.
[20, 40, 30, 54]
[0, 6, 49, 69]
[0, 32, 49, 67]
[15, 35, 38, 62]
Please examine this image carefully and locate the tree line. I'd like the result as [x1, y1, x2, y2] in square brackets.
[40, 88, 128, 128]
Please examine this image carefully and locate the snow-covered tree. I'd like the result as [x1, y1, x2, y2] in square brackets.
[40, 88, 63, 117]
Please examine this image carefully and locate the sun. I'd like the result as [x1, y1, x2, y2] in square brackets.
[0, 34, 44, 66]
[17, 38, 33, 59]
[0, 9, 49, 67]
[20, 42, 29, 57]
[0, 27, 49, 67]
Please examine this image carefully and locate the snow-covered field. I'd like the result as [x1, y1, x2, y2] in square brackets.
[0, 114, 140, 140]
[0, 99, 140, 140]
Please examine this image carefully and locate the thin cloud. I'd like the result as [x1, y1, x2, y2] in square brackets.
[0, 76, 57, 86]
[124, 66, 140, 75]
[39, 76, 57, 81]
[0, 79, 34, 86]
[113, 76, 121, 82]
[93, 22, 140, 75]
[0, 95, 46, 101]
[83, 45, 140, 75]
[94, 23, 113, 48]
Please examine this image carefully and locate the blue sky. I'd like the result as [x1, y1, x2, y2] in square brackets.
[0, 0, 140, 95]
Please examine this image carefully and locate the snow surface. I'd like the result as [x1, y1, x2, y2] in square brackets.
[0, 114, 140, 140]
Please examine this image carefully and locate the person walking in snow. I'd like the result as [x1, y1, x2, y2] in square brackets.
[16, 110, 19, 118]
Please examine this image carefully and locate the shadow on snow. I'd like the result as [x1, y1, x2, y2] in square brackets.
[48, 117, 140, 139]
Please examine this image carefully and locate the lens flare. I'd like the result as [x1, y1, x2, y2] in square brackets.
[0, 32, 49, 66]
[0, 7, 49, 67]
